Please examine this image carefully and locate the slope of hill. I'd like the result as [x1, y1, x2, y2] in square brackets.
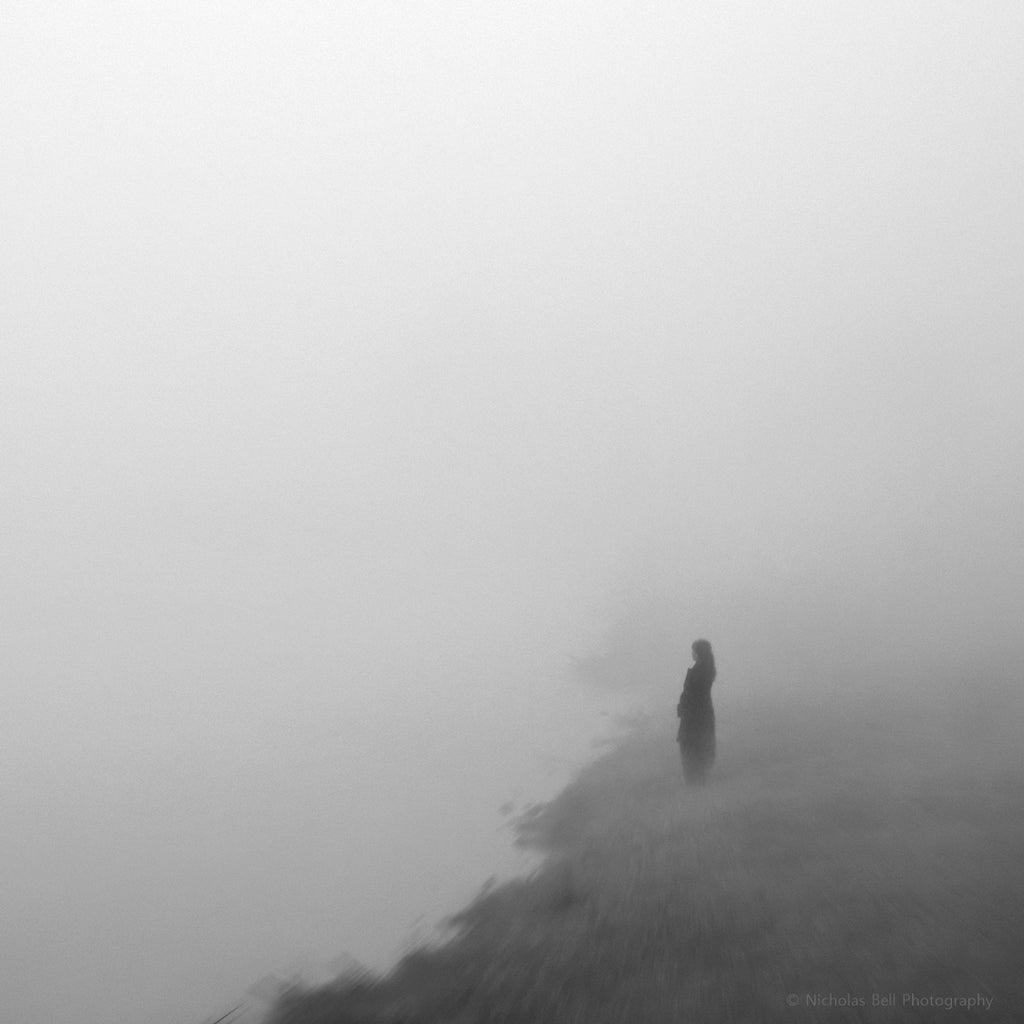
[267, 688, 1024, 1023]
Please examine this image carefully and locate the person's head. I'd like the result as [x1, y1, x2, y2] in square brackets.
[691, 639, 715, 677]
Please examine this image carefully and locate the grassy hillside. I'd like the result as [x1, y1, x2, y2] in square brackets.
[267, 689, 1024, 1023]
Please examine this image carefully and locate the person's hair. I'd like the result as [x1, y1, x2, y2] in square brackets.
[691, 638, 716, 681]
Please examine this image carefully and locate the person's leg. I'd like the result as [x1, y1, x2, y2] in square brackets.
[681, 740, 700, 783]
[682, 744, 706, 785]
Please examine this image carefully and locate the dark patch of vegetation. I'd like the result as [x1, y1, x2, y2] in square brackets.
[269, 693, 1024, 1023]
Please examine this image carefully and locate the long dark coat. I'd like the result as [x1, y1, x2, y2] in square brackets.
[677, 663, 716, 782]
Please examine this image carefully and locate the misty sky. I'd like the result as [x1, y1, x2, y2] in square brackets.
[3, 4, 1024, 1024]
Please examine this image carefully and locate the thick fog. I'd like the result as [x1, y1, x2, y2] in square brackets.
[3, 4, 1023, 1023]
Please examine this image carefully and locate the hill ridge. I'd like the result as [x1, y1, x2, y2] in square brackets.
[267, 694, 1024, 1023]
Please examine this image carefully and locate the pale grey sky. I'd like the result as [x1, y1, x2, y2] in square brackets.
[3, 4, 1023, 1023]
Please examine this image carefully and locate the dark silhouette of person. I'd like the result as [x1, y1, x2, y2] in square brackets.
[677, 638, 716, 783]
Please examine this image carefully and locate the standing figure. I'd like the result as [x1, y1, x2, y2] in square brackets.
[677, 638, 716, 784]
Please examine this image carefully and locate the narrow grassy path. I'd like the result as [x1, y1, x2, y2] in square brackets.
[271, 696, 1024, 1023]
